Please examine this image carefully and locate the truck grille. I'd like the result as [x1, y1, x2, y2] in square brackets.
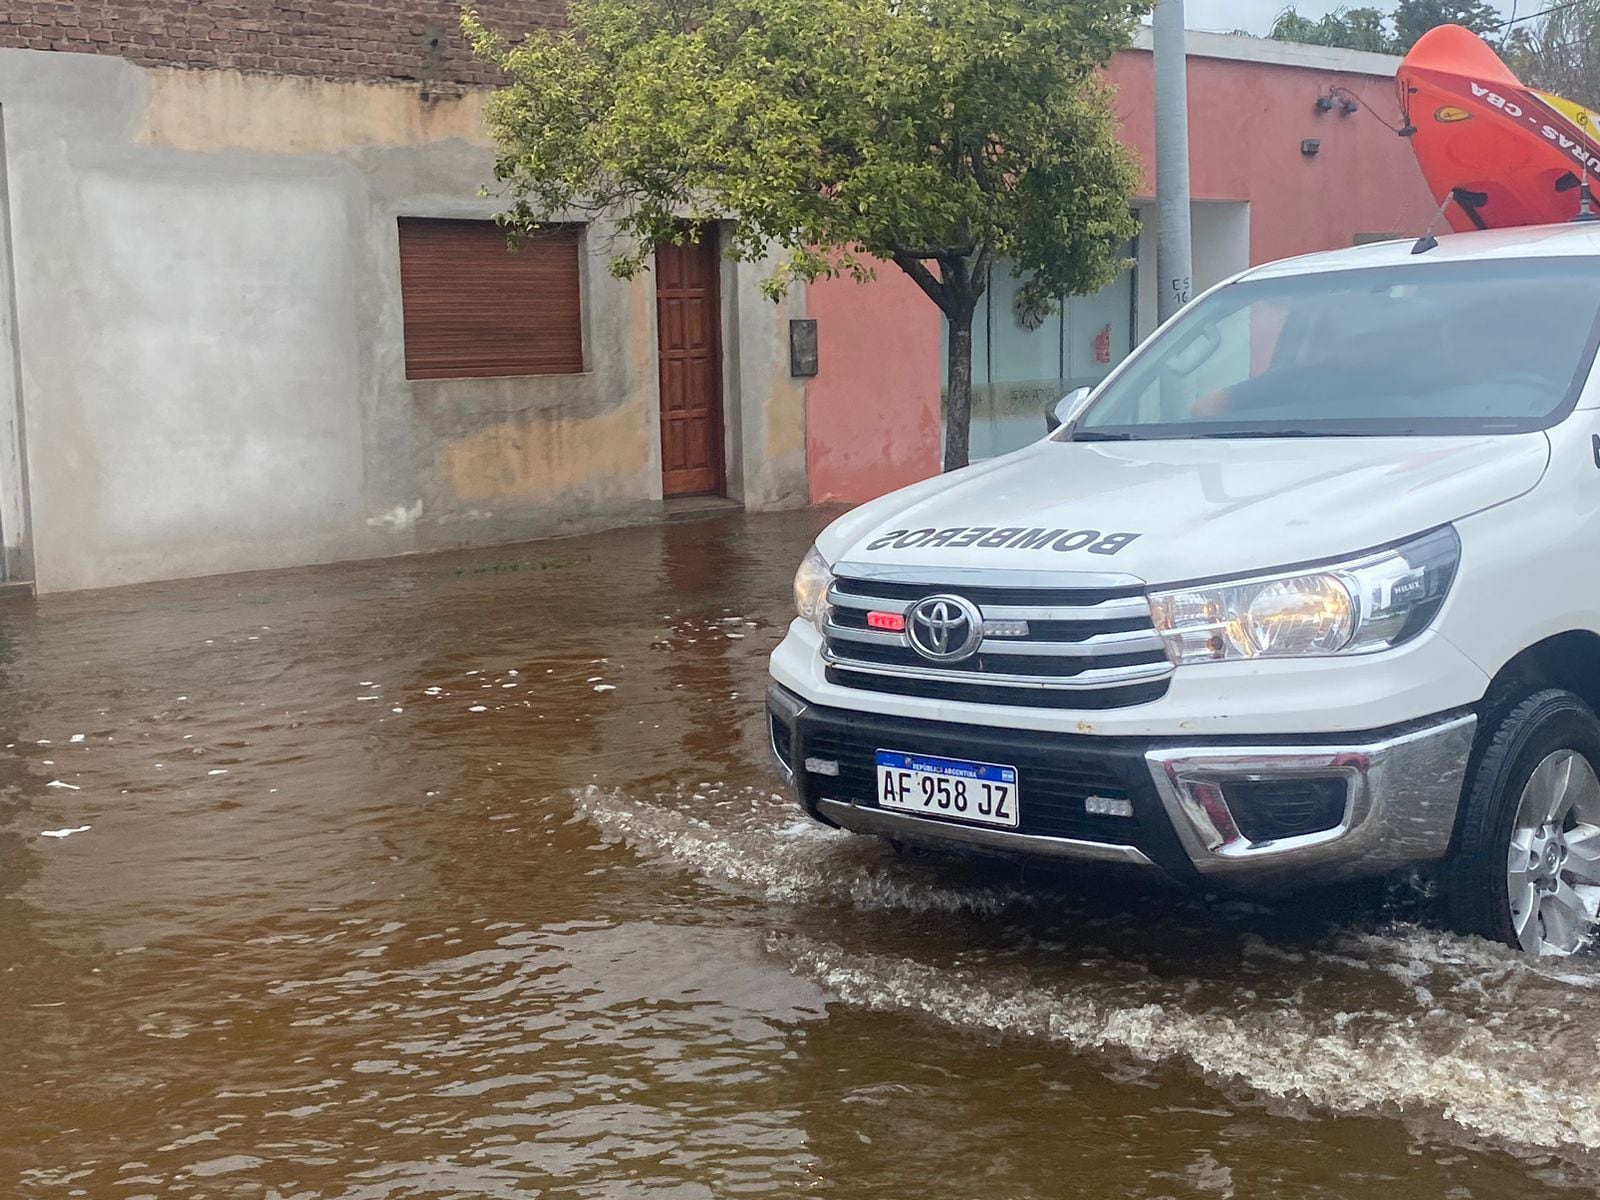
[823, 569, 1172, 710]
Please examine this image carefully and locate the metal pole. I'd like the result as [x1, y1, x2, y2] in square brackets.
[1153, 0, 1193, 325]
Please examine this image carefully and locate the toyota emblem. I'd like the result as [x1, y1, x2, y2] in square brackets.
[906, 594, 984, 663]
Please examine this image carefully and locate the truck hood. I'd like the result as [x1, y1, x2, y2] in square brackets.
[819, 434, 1550, 585]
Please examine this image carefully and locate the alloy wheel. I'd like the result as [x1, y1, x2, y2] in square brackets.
[1506, 749, 1600, 955]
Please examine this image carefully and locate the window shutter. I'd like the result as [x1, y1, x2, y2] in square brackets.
[398, 218, 584, 380]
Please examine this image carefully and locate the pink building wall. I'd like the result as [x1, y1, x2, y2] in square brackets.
[803, 37, 1438, 505]
[805, 269, 943, 504]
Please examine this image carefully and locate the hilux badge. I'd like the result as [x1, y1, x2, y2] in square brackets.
[907, 595, 984, 663]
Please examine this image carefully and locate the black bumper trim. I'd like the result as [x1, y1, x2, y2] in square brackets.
[767, 684, 1203, 879]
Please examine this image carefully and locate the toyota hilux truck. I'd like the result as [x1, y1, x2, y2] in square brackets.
[768, 222, 1600, 957]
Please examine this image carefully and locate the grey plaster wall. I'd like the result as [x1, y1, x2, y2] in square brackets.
[0, 48, 808, 593]
[0, 105, 31, 583]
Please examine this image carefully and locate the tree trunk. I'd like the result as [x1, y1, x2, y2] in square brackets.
[944, 315, 973, 472]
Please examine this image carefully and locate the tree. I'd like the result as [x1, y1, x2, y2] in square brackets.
[1391, 0, 1499, 51]
[1505, 1, 1600, 111]
[464, 0, 1147, 473]
[1269, 1, 1500, 55]
[1270, 6, 1391, 52]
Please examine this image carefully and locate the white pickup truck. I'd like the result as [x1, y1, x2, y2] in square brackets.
[768, 222, 1600, 957]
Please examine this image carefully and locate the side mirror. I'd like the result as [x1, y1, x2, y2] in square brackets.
[1045, 386, 1094, 434]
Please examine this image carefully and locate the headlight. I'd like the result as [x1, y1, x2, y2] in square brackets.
[793, 545, 834, 630]
[1150, 527, 1459, 664]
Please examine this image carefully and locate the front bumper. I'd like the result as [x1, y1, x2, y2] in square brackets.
[768, 684, 1477, 888]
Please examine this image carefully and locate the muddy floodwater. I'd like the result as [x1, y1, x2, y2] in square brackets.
[4, 510, 1600, 1199]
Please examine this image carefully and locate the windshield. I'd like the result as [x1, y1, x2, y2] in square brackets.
[1072, 257, 1600, 439]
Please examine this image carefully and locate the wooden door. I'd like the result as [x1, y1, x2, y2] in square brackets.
[655, 231, 725, 497]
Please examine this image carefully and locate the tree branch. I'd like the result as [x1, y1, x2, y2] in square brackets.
[940, 249, 965, 297]
[970, 241, 994, 298]
[894, 242, 975, 259]
[967, 138, 994, 194]
[891, 252, 954, 317]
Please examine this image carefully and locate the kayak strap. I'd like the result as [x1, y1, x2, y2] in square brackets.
[1450, 188, 1490, 231]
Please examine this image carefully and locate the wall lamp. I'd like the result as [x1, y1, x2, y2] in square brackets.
[1318, 88, 1361, 116]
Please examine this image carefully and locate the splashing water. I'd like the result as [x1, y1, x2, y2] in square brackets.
[575, 783, 1600, 1158]
[573, 784, 1034, 917]
[772, 934, 1600, 1153]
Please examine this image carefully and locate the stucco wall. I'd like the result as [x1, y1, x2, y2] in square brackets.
[0, 48, 805, 592]
[805, 269, 942, 505]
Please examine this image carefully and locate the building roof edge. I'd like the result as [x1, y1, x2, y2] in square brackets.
[1127, 27, 1404, 78]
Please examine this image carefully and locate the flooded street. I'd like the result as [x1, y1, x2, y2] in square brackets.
[4, 509, 1600, 1199]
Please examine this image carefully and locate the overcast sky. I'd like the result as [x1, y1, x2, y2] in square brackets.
[1177, 0, 1516, 36]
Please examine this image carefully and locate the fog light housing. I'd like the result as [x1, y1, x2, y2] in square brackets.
[1224, 777, 1349, 843]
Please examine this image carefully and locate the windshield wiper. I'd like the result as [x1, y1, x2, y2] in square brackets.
[1071, 430, 1137, 442]
[1194, 429, 1319, 439]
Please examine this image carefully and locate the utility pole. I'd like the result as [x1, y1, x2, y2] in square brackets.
[1153, 0, 1193, 325]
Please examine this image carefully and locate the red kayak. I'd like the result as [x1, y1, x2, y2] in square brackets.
[1397, 24, 1600, 231]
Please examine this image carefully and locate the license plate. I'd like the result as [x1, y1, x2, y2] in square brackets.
[874, 750, 1020, 829]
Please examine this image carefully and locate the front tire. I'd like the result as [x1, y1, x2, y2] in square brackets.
[1442, 690, 1600, 956]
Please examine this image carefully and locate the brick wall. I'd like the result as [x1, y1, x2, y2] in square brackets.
[0, 2, 563, 86]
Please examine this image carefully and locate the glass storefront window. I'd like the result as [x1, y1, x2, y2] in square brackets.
[944, 251, 1137, 460]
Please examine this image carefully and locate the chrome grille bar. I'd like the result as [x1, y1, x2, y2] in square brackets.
[978, 630, 1166, 657]
[823, 649, 1174, 691]
[827, 589, 1151, 623]
[822, 619, 1163, 657]
[823, 623, 907, 648]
